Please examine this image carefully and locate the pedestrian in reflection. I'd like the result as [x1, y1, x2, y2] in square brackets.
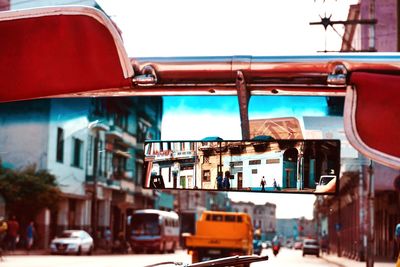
[273, 178, 278, 190]
[223, 171, 231, 190]
[216, 172, 223, 190]
[260, 176, 266, 191]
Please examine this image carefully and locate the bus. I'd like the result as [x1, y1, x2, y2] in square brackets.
[129, 209, 179, 253]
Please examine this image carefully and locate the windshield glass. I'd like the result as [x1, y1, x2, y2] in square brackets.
[131, 214, 161, 236]
[304, 240, 319, 246]
[60, 232, 79, 238]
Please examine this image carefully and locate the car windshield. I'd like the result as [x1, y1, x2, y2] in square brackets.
[60, 232, 79, 238]
[1, 1, 399, 267]
[305, 240, 319, 246]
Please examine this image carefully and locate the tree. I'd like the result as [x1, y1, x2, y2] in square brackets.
[0, 163, 61, 224]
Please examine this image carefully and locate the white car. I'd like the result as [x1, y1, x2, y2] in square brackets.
[50, 230, 93, 255]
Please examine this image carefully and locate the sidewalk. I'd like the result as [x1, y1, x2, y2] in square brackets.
[322, 253, 395, 267]
[3, 248, 111, 256]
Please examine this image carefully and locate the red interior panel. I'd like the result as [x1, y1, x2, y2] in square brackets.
[350, 72, 400, 159]
[0, 14, 131, 102]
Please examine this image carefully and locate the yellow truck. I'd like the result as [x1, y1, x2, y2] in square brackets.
[184, 211, 253, 264]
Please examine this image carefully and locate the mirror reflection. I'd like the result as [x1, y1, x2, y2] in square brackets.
[144, 139, 340, 194]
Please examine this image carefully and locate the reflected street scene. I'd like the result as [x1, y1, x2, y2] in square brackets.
[144, 140, 340, 194]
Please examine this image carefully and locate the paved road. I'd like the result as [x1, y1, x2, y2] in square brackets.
[254, 247, 337, 267]
[0, 248, 337, 267]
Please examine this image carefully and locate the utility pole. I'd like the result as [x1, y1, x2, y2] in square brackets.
[366, 161, 375, 267]
[91, 132, 99, 249]
[366, 2, 376, 265]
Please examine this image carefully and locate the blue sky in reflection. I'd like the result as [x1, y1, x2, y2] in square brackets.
[161, 96, 328, 140]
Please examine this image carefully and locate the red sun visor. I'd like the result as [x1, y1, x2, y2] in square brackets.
[345, 72, 400, 169]
[0, 6, 133, 102]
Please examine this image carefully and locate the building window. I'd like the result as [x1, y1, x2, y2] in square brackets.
[266, 159, 280, 164]
[115, 112, 128, 130]
[252, 169, 258, 174]
[56, 127, 64, 163]
[87, 136, 93, 166]
[202, 170, 210, 182]
[99, 140, 104, 176]
[72, 138, 83, 168]
[249, 160, 261, 165]
[203, 155, 210, 164]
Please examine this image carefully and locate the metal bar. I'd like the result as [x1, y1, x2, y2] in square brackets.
[310, 19, 377, 25]
[236, 71, 250, 140]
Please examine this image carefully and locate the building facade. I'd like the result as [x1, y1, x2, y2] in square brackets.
[0, 96, 163, 248]
[231, 201, 276, 241]
[276, 217, 317, 243]
[313, 0, 400, 262]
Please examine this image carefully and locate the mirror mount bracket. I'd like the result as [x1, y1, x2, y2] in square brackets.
[236, 70, 250, 139]
[327, 64, 347, 87]
[132, 65, 158, 86]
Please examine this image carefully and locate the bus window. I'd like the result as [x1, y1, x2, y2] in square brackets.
[225, 215, 236, 222]
[212, 214, 223, 221]
[131, 213, 161, 235]
[237, 216, 243, 223]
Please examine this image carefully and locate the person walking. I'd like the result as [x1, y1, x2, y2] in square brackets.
[223, 171, 231, 190]
[104, 227, 112, 252]
[0, 217, 7, 259]
[7, 216, 19, 252]
[273, 178, 278, 190]
[260, 176, 266, 191]
[26, 221, 36, 253]
[216, 172, 223, 190]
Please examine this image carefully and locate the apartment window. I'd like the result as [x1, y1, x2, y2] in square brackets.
[56, 127, 64, 163]
[203, 155, 209, 164]
[87, 136, 93, 166]
[202, 170, 210, 182]
[115, 112, 128, 130]
[72, 138, 83, 168]
[266, 159, 280, 164]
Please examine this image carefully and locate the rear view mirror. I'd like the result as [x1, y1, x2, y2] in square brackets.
[143, 139, 340, 195]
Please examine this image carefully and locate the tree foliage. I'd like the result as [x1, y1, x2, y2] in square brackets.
[0, 163, 61, 222]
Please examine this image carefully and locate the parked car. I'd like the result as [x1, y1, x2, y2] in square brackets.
[286, 240, 294, 249]
[50, 230, 93, 255]
[302, 239, 320, 257]
[294, 241, 303, 250]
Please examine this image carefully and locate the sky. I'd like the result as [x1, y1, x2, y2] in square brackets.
[97, 0, 357, 219]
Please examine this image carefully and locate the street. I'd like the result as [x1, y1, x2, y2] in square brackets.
[254, 247, 337, 267]
[0, 248, 337, 267]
